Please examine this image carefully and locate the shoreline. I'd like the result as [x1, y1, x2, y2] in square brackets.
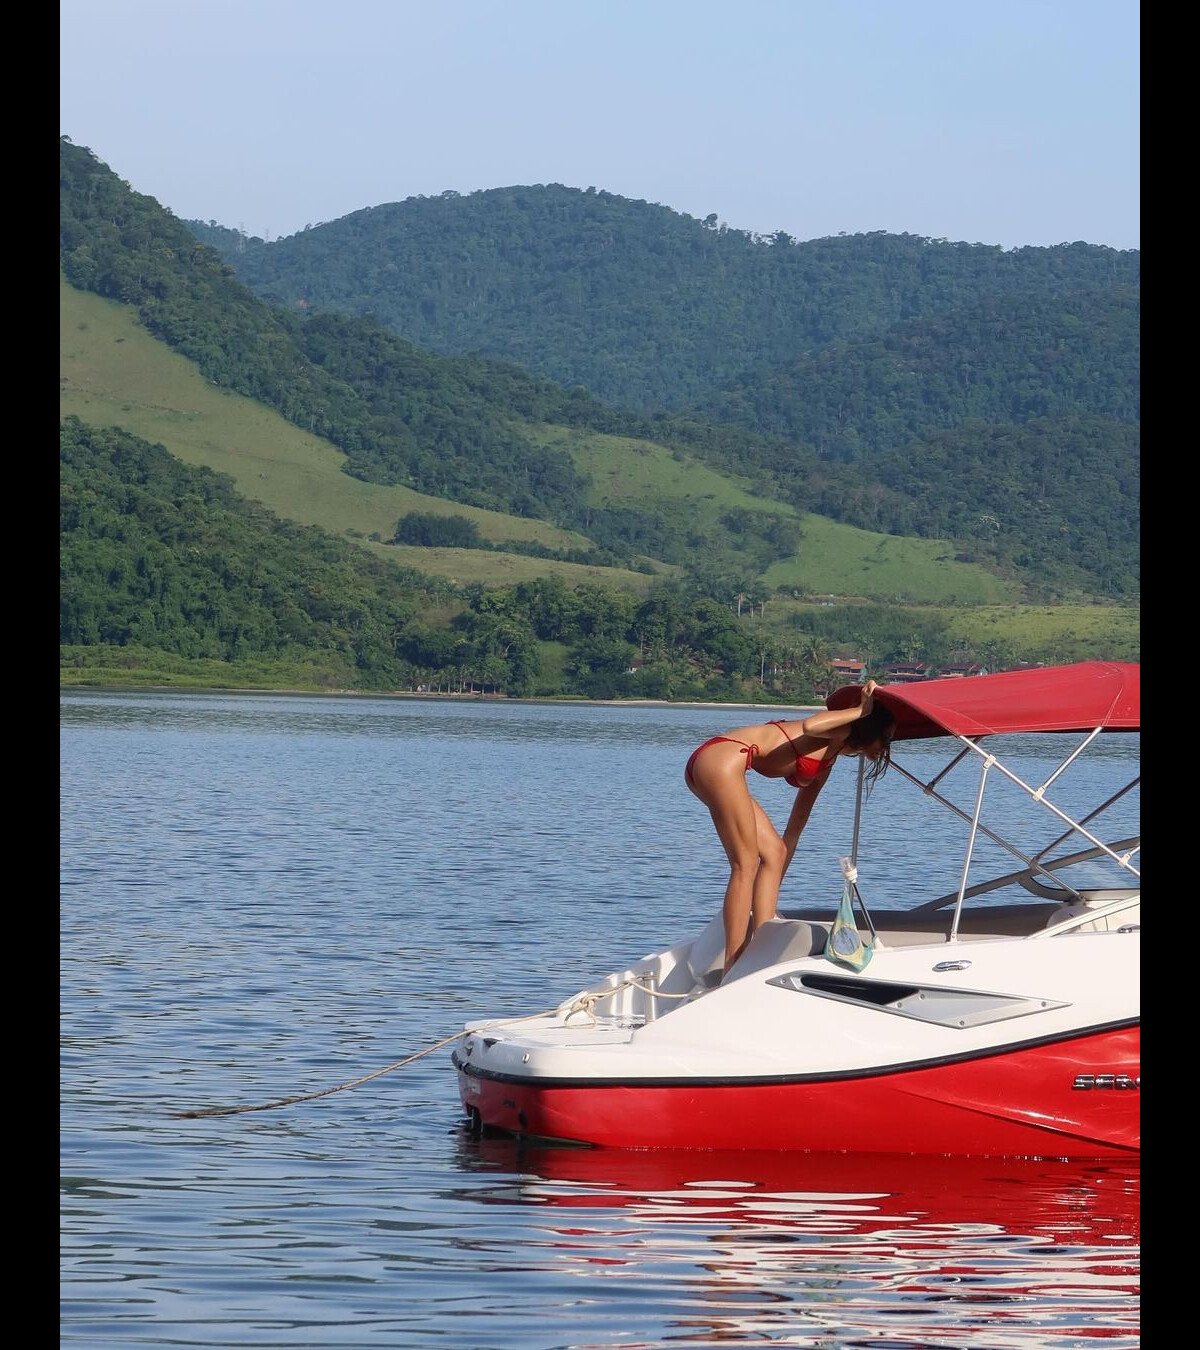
[59, 683, 825, 713]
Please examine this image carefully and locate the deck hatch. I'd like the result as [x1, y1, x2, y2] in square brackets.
[771, 972, 1069, 1028]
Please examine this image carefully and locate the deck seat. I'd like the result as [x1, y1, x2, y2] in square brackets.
[685, 913, 727, 986]
[723, 916, 828, 982]
[686, 913, 830, 988]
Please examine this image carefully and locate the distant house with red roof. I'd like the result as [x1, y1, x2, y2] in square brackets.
[813, 657, 867, 698]
[883, 661, 932, 684]
[938, 662, 988, 678]
[827, 658, 867, 683]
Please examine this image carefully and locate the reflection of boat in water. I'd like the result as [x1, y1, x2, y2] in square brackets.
[454, 663, 1140, 1157]
[457, 1132, 1140, 1247]
[455, 1134, 1139, 1346]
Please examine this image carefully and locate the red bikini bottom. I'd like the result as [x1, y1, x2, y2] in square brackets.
[684, 736, 759, 786]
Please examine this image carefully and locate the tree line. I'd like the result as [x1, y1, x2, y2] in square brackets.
[74, 418, 1088, 699]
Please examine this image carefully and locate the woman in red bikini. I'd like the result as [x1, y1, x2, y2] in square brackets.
[684, 679, 894, 976]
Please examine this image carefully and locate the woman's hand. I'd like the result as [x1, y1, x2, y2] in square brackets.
[860, 678, 878, 715]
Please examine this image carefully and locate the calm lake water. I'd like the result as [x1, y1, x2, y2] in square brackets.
[60, 691, 1140, 1348]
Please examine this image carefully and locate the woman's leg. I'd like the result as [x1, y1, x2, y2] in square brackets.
[688, 751, 787, 973]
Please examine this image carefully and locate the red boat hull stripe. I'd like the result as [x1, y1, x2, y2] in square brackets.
[456, 1025, 1139, 1157]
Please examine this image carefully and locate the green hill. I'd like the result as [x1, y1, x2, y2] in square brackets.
[60, 277, 1015, 605]
[68, 138, 1137, 601]
[59, 278, 659, 594]
[59, 137, 1138, 692]
[60, 416, 448, 690]
[190, 187, 1138, 603]
[60, 273, 1137, 680]
[188, 188, 1139, 415]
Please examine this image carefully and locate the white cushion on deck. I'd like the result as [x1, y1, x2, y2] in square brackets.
[687, 914, 829, 988]
[686, 912, 727, 983]
[724, 916, 828, 981]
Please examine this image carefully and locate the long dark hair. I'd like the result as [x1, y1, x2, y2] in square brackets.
[844, 704, 895, 790]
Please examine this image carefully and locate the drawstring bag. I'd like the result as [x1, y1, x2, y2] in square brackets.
[826, 862, 874, 972]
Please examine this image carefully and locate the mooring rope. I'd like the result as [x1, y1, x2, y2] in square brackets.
[562, 976, 693, 1024]
[171, 1028, 473, 1118]
[172, 974, 696, 1119]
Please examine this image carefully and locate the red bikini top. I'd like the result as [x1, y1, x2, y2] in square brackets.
[766, 720, 834, 788]
[785, 753, 831, 788]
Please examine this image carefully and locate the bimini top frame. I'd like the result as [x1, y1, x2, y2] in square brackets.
[828, 662, 1141, 941]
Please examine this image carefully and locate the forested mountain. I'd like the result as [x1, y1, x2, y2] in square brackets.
[187, 188, 1138, 415]
[188, 183, 1139, 600]
[59, 136, 1138, 696]
[60, 138, 828, 578]
[700, 287, 1138, 459]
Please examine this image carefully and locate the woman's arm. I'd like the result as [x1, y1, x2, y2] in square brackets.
[780, 776, 829, 878]
[798, 678, 878, 739]
[780, 679, 877, 879]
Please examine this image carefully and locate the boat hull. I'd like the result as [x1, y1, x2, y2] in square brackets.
[455, 1023, 1139, 1157]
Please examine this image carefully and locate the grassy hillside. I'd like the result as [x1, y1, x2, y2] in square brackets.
[59, 276, 1136, 666]
[762, 518, 1013, 604]
[61, 276, 1016, 604]
[932, 603, 1140, 655]
[775, 596, 1139, 667]
[60, 277, 658, 593]
[530, 424, 779, 512]
[528, 424, 1017, 604]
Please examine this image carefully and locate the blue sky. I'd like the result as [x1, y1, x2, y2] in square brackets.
[59, 0, 1139, 250]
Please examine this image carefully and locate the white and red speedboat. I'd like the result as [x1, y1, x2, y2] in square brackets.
[453, 662, 1139, 1158]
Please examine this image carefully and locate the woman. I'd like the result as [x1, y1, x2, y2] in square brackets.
[684, 679, 895, 975]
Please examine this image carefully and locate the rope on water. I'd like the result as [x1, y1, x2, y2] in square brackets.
[171, 1028, 473, 1118]
[172, 974, 696, 1119]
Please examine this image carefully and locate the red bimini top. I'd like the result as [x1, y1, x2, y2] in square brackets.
[826, 661, 1140, 741]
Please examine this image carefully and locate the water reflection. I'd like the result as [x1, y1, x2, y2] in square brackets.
[454, 1134, 1139, 1347]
